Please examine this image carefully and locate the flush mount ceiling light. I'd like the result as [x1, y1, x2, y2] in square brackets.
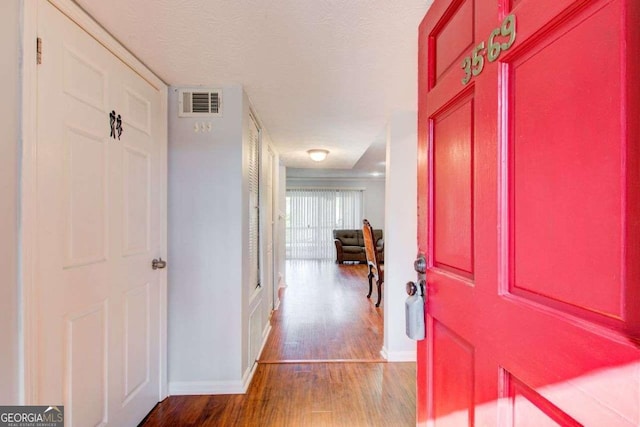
[307, 149, 329, 162]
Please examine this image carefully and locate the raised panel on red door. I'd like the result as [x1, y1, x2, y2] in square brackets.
[417, 0, 640, 425]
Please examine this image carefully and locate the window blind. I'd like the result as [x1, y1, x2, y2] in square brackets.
[285, 189, 364, 259]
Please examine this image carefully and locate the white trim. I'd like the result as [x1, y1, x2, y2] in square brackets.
[286, 186, 366, 191]
[45, 0, 165, 89]
[240, 322, 272, 393]
[241, 360, 259, 392]
[379, 347, 388, 360]
[157, 80, 169, 400]
[258, 323, 272, 360]
[20, 0, 169, 404]
[167, 322, 271, 398]
[286, 176, 386, 182]
[380, 347, 417, 362]
[19, 0, 39, 405]
[168, 380, 247, 396]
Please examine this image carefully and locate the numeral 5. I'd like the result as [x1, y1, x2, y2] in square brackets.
[471, 42, 485, 77]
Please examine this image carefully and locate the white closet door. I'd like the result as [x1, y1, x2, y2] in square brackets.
[35, 1, 166, 425]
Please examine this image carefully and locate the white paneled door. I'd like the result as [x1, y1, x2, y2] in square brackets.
[34, 2, 166, 425]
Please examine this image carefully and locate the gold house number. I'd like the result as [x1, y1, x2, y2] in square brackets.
[461, 14, 517, 85]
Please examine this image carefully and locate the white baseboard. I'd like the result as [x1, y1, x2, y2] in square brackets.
[241, 362, 258, 393]
[380, 347, 416, 362]
[258, 323, 272, 359]
[239, 321, 273, 392]
[169, 380, 246, 395]
[169, 323, 274, 396]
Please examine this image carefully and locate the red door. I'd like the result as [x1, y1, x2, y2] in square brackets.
[417, 0, 640, 425]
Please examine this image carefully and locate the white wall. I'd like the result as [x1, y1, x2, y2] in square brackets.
[286, 178, 386, 229]
[383, 111, 418, 361]
[277, 163, 287, 289]
[168, 85, 245, 392]
[0, 0, 21, 405]
[168, 85, 278, 394]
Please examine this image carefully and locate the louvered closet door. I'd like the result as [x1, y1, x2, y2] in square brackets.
[35, 2, 166, 425]
[248, 114, 261, 290]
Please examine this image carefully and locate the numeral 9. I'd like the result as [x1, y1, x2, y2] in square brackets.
[501, 14, 516, 50]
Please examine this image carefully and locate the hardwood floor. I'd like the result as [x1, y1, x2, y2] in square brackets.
[259, 260, 385, 361]
[140, 260, 416, 426]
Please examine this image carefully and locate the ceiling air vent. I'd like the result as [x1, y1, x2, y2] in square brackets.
[178, 89, 223, 117]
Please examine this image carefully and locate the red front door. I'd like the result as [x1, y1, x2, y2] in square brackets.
[417, 0, 640, 425]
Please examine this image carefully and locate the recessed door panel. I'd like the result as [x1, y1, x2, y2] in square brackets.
[509, 2, 623, 319]
[64, 127, 107, 267]
[432, 95, 474, 278]
[124, 88, 151, 135]
[123, 146, 150, 256]
[124, 284, 150, 402]
[432, 0, 475, 84]
[66, 303, 108, 427]
[432, 321, 474, 426]
[63, 47, 106, 112]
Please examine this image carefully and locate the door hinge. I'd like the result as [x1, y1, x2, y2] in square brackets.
[36, 37, 42, 65]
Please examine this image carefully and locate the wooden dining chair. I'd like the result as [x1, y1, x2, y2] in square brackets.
[362, 219, 384, 307]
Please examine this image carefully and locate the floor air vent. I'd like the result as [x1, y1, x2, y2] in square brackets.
[178, 89, 222, 117]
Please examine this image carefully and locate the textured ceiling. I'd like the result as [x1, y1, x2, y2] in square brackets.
[75, 0, 432, 172]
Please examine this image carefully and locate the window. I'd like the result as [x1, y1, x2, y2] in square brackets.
[286, 189, 364, 259]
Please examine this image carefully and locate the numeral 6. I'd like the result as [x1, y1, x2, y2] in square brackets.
[487, 28, 501, 62]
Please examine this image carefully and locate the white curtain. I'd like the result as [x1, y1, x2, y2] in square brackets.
[286, 189, 364, 259]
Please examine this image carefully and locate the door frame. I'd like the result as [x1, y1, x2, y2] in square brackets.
[264, 145, 277, 312]
[19, 0, 169, 404]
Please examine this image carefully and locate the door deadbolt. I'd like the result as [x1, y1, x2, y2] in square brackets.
[406, 281, 418, 296]
[406, 280, 425, 297]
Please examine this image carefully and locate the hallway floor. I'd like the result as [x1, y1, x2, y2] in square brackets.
[140, 260, 416, 426]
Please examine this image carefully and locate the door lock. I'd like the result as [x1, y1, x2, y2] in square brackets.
[406, 281, 418, 296]
[152, 258, 167, 270]
[406, 279, 425, 297]
[406, 254, 427, 341]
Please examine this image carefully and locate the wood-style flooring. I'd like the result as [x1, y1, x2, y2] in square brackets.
[140, 260, 416, 426]
[259, 260, 386, 362]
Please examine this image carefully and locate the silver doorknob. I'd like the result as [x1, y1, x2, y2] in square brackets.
[152, 258, 167, 270]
